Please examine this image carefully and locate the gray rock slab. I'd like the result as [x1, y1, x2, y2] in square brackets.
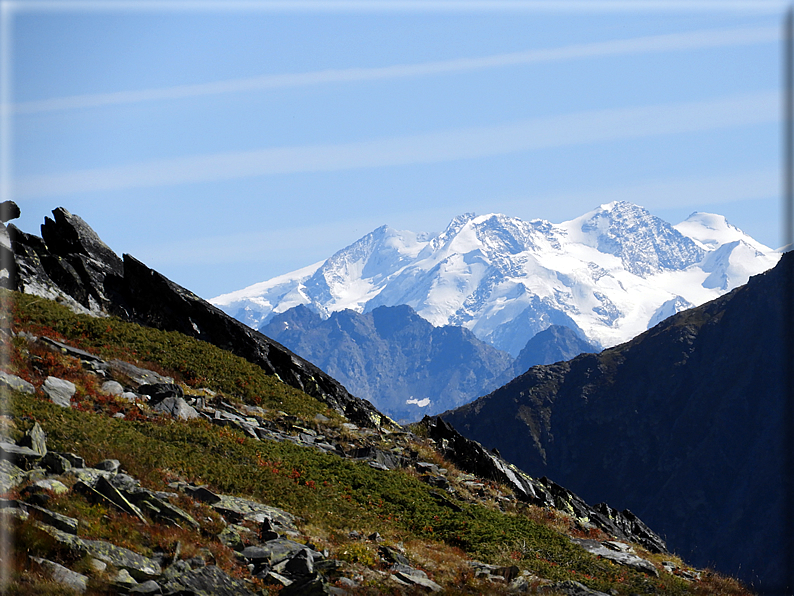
[42, 452, 72, 474]
[101, 380, 124, 395]
[393, 570, 442, 592]
[34, 522, 162, 580]
[58, 452, 86, 468]
[240, 539, 320, 566]
[0, 441, 42, 469]
[217, 524, 249, 551]
[40, 336, 104, 363]
[109, 359, 173, 386]
[539, 580, 611, 596]
[95, 458, 121, 473]
[0, 371, 35, 394]
[571, 538, 658, 576]
[32, 557, 89, 593]
[25, 503, 79, 534]
[212, 494, 297, 529]
[32, 479, 69, 495]
[64, 467, 114, 484]
[20, 422, 47, 456]
[184, 485, 221, 504]
[152, 396, 199, 420]
[94, 475, 148, 523]
[285, 548, 314, 577]
[0, 458, 26, 492]
[128, 579, 163, 594]
[160, 564, 257, 596]
[42, 376, 76, 407]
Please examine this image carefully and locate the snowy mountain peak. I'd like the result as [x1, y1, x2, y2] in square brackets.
[211, 203, 780, 353]
[563, 201, 704, 277]
[674, 211, 773, 253]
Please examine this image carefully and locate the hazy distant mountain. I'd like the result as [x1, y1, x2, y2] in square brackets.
[441, 253, 791, 593]
[262, 304, 513, 422]
[212, 202, 779, 355]
[511, 324, 599, 377]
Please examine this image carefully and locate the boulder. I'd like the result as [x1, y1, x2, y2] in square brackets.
[42, 452, 72, 474]
[128, 580, 162, 594]
[538, 580, 611, 596]
[25, 503, 79, 534]
[160, 564, 256, 596]
[94, 459, 121, 473]
[0, 442, 42, 469]
[19, 422, 46, 456]
[391, 564, 442, 592]
[0, 458, 27, 492]
[138, 383, 183, 401]
[109, 360, 173, 386]
[31, 479, 69, 495]
[239, 539, 320, 567]
[34, 522, 162, 580]
[101, 380, 124, 396]
[31, 557, 88, 593]
[41, 376, 76, 407]
[94, 475, 148, 524]
[571, 538, 658, 576]
[152, 397, 199, 420]
[284, 548, 314, 577]
[211, 494, 297, 530]
[0, 371, 35, 395]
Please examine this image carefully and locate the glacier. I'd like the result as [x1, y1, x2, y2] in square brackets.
[211, 202, 780, 355]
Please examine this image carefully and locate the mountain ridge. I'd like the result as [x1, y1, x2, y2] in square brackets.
[262, 303, 516, 422]
[212, 201, 779, 355]
[439, 251, 791, 593]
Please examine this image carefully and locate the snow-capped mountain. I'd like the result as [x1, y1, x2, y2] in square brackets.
[211, 202, 780, 355]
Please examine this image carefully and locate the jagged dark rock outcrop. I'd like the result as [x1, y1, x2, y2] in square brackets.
[262, 304, 514, 421]
[2, 205, 384, 427]
[442, 251, 792, 593]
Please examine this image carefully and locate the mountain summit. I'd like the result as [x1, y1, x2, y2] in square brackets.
[211, 202, 779, 355]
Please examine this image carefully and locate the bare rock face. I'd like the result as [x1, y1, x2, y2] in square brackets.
[42, 377, 76, 408]
[6, 206, 384, 428]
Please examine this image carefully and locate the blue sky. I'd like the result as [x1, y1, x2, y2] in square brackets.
[1, 0, 788, 299]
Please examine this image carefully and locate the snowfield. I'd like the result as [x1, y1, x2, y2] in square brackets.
[211, 202, 780, 355]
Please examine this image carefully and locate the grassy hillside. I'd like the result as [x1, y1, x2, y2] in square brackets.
[1, 291, 751, 595]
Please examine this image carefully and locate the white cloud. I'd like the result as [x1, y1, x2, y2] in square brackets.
[13, 91, 778, 199]
[10, 26, 778, 114]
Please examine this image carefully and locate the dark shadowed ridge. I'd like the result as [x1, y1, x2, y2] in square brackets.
[442, 252, 791, 594]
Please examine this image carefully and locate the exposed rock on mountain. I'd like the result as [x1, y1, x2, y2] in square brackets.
[212, 202, 779, 354]
[441, 251, 791, 593]
[2, 205, 383, 427]
[262, 304, 513, 421]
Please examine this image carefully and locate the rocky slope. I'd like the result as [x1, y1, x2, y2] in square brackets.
[262, 304, 514, 422]
[0, 205, 382, 427]
[211, 202, 779, 354]
[441, 251, 792, 594]
[0, 288, 741, 595]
